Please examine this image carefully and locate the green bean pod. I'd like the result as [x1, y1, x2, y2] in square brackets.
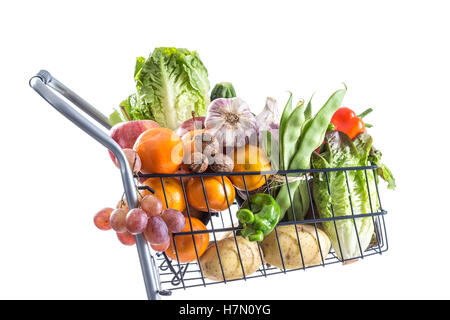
[290, 88, 347, 169]
[286, 179, 311, 221]
[279, 92, 294, 170]
[276, 88, 347, 219]
[304, 93, 314, 120]
[282, 100, 305, 170]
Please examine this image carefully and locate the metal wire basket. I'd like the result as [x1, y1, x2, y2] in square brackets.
[142, 168, 387, 293]
[29, 70, 388, 300]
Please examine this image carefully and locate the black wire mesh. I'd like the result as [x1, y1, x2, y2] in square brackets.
[136, 165, 388, 293]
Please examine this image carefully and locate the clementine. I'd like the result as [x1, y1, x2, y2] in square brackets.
[134, 127, 183, 174]
[142, 177, 186, 213]
[186, 176, 235, 212]
[230, 144, 271, 191]
[165, 217, 209, 263]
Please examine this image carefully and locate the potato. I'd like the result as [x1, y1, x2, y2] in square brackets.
[261, 224, 331, 269]
[200, 236, 262, 281]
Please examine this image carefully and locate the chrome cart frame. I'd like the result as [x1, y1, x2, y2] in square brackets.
[29, 70, 162, 300]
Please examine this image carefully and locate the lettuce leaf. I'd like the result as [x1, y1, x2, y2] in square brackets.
[109, 94, 137, 126]
[312, 131, 378, 261]
[109, 92, 155, 125]
[134, 47, 209, 130]
[369, 147, 396, 190]
[134, 56, 146, 77]
[110, 49, 210, 129]
[109, 109, 123, 126]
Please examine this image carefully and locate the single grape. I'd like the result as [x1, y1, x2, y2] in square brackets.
[110, 208, 128, 233]
[143, 216, 169, 244]
[116, 231, 136, 246]
[150, 238, 170, 252]
[93, 207, 114, 231]
[140, 194, 163, 217]
[161, 208, 186, 233]
[115, 148, 142, 173]
[126, 208, 148, 234]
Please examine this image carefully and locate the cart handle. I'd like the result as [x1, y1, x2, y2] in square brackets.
[29, 70, 161, 300]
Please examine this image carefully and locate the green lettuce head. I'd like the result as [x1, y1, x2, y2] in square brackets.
[110, 47, 210, 129]
[312, 131, 394, 261]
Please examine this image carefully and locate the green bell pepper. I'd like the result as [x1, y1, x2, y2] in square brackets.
[236, 193, 281, 242]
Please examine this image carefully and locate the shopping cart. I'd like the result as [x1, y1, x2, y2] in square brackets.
[29, 70, 388, 300]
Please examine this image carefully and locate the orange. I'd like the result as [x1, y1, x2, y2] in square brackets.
[141, 177, 186, 212]
[165, 217, 209, 263]
[230, 144, 271, 191]
[134, 127, 183, 174]
[186, 176, 235, 212]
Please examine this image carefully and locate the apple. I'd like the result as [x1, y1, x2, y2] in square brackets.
[109, 120, 159, 163]
[175, 116, 205, 137]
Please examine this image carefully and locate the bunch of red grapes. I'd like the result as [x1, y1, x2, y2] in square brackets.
[93, 193, 185, 252]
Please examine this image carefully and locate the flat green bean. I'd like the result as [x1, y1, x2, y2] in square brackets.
[286, 180, 310, 221]
[279, 92, 293, 170]
[282, 100, 305, 170]
[304, 93, 314, 120]
[290, 88, 346, 169]
[276, 88, 347, 219]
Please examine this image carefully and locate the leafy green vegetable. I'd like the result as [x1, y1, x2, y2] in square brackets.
[109, 110, 123, 126]
[134, 57, 146, 77]
[135, 47, 210, 129]
[369, 147, 396, 189]
[312, 131, 381, 261]
[124, 93, 150, 121]
[111, 48, 210, 130]
[109, 93, 140, 125]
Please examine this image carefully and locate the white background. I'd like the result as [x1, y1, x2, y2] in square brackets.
[1, 0, 449, 300]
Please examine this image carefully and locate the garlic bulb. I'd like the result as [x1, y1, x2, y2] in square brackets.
[256, 97, 280, 141]
[256, 97, 280, 127]
[205, 98, 257, 148]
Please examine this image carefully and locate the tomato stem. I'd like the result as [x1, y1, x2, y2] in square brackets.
[357, 108, 373, 119]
